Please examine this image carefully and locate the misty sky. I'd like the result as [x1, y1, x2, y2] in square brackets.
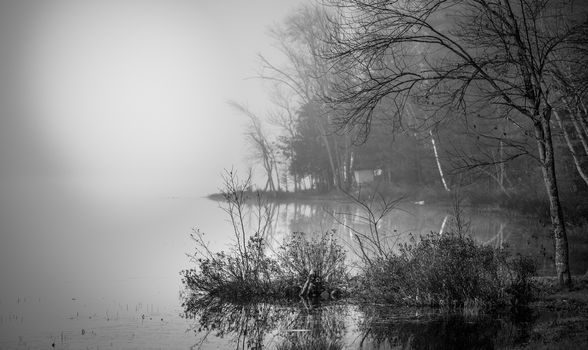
[0, 0, 305, 197]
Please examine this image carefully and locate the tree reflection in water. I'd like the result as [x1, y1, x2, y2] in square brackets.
[182, 295, 533, 349]
[356, 304, 533, 350]
[182, 295, 347, 350]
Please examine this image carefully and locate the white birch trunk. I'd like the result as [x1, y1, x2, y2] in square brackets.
[430, 129, 450, 192]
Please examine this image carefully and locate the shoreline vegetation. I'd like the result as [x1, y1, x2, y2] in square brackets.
[181, 275, 588, 349]
[207, 183, 588, 222]
[184, 171, 588, 348]
[196, 177, 541, 304]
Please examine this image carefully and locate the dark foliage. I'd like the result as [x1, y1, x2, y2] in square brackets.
[357, 232, 536, 308]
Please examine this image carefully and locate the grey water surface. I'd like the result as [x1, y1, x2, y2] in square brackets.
[0, 183, 584, 349]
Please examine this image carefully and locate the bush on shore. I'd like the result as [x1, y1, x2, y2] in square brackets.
[181, 232, 280, 300]
[276, 230, 349, 298]
[356, 232, 535, 308]
[182, 229, 534, 308]
[181, 230, 348, 301]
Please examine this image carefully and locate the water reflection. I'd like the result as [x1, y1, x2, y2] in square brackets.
[182, 198, 585, 349]
[356, 304, 534, 350]
[182, 296, 347, 349]
[183, 297, 281, 349]
[228, 198, 586, 275]
[182, 295, 535, 350]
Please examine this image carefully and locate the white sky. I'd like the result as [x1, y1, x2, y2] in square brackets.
[0, 0, 306, 197]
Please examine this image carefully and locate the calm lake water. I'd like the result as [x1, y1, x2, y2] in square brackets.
[1, 181, 586, 349]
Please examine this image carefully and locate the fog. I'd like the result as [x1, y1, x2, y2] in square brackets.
[0, 0, 302, 198]
[0, 0, 304, 313]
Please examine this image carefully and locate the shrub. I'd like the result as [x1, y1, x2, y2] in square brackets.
[181, 233, 281, 300]
[181, 170, 280, 301]
[182, 230, 349, 301]
[276, 231, 348, 298]
[181, 171, 349, 301]
[357, 232, 535, 308]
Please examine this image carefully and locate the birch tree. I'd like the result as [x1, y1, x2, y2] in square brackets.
[543, 3, 588, 187]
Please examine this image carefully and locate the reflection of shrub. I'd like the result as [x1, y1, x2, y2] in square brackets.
[182, 295, 348, 350]
[182, 296, 282, 349]
[358, 232, 535, 308]
[276, 338, 343, 350]
[359, 305, 525, 350]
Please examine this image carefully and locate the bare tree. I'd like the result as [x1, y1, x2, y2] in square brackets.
[544, 6, 588, 186]
[229, 101, 281, 192]
[267, 86, 301, 191]
[322, 0, 588, 287]
[329, 187, 404, 267]
[259, 4, 355, 190]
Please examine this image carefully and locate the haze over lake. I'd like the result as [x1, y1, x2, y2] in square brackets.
[2, 185, 580, 348]
[0, 1, 305, 347]
[1, 0, 587, 348]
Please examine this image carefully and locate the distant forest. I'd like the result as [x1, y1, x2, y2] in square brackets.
[231, 1, 587, 206]
[239, 96, 584, 200]
[230, 0, 588, 287]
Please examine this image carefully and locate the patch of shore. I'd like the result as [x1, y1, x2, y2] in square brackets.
[206, 190, 351, 203]
[514, 275, 588, 349]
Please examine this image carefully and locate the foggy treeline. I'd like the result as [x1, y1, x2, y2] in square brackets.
[231, 0, 588, 286]
[234, 1, 586, 200]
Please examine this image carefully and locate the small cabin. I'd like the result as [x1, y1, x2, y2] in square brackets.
[354, 169, 375, 185]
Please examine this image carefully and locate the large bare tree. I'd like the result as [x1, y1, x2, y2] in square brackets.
[322, 0, 588, 287]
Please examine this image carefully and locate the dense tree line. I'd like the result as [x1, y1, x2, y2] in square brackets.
[233, 0, 588, 287]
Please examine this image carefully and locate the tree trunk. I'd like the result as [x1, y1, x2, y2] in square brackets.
[273, 160, 281, 192]
[535, 114, 572, 288]
[499, 139, 506, 188]
[554, 109, 588, 187]
[342, 135, 354, 190]
[263, 156, 276, 192]
[430, 129, 450, 192]
[315, 116, 338, 190]
[568, 107, 588, 155]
